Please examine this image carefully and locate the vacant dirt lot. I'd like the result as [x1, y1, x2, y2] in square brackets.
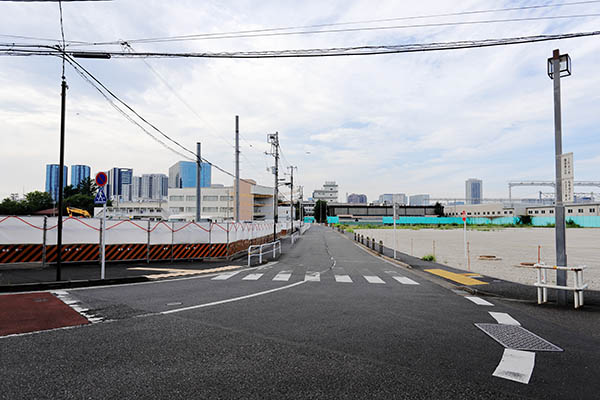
[356, 227, 599, 290]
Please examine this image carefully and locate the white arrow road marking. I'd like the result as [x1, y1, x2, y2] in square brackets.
[393, 276, 420, 285]
[493, 349, 535, 384]
[465, 296, 494, 306]
[489, 312, 521, 326]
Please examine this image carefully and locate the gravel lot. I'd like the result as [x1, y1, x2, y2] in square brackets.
[356, 227, 600, 290]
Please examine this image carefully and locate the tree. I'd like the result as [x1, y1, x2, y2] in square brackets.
[314, 200, 328, 223]
[24, 191, 54, 213]
[434, 202, 444, 217]
[0, 198, 27, 215]
[77, 177, 97, 196]
[64, 193, 95, 214]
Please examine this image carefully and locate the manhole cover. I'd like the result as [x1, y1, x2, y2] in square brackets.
[475, 323, 563, 352]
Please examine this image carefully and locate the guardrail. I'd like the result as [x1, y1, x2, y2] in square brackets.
[248, 240, 281, 267]
[533, 263, 587, 308]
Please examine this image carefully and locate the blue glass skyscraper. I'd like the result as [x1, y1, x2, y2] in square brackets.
[168, 161, 211, 188]
[71, 164, 91, 187]
[45, 164, 68, 202]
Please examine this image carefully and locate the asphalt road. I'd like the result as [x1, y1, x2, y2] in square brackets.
[1, 225, 598, 399]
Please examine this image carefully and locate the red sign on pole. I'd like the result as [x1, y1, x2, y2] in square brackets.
[95, 172, 108, 187]
[461, 210, 466, 222]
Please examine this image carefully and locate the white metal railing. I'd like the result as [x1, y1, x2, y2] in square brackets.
[291, 232, 300, 245]
[533, 263, 588, 308]
[248, 240, 281, 267]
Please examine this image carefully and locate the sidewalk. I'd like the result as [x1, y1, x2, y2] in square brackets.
[338, 228, 600, 308]
[0, 236, 296, 292]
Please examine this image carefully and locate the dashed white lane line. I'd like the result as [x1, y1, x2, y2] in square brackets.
[242, 273, 264, 281]
[305, 272, 320, 282]
[212, 271, 241, 280]
[334, 275, 353, 283]
[273, 272, 292, 281]
[465, 296, 494, 306]
[393, 276, 420, 285]
[162, 280, 307, 315]
[493, 349, 535, 384]
[364, 275, 385, 284]
[489, 312, 521, 326]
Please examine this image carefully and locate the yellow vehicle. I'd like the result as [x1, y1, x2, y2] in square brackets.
[66, 207, 91, 218]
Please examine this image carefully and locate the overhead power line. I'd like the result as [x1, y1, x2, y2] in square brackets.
[17, 0, 599, 47]
[85, 12, 600, 44]
[3, 30, 598, 59]
[62, 54, 271, 187]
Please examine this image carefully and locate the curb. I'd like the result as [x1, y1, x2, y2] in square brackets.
[0, 276, 151, 293]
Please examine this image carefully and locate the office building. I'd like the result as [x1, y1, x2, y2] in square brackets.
[347, 193, 368, 204]
[168, 161, 211, 189]
[107, 167, 133, 202]
[377, 193, 407, 205]
[409, 194, 430, 206]
[142, 174, 169, 200]
[312, 181, 338, 203]
[71, 165, 90, 187]
[131, 176, 142, 201]
[168, 179, 274, 221]
[45, 164, 68, 202]
[466, 178, 483, 205]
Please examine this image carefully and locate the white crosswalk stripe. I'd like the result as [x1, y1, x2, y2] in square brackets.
[334, 275, 353, 283]
[243, 273, 264, 281]
[465, 296, 494, 306]
[364, 275, 385, 284]
[273, 272, 292, 281]
[212, 271, 241, 280]
[393, 276, 420, 285]
[305, 272, 320, 282]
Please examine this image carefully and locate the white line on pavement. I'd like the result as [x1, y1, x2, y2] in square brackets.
[161, 280, 307, 315]
[493, 349, 535, 384]
[242, 273, 264, 281]
[489, 312, 521, 326]
[212, 271, 241, 280]
[364, 275, 385, 284]
[393, 276, 420, 285]
[272, 272, 292, 281]
[465, 296, 494, 306]
[305, 272, 320, 282]
[334, 275, 353, 283]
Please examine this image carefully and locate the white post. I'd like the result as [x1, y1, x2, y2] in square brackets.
[463, 218, 467, 267]
[101, 202, 106, 279]
[393, 202, 397, 259]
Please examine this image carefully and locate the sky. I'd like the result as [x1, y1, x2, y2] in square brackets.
[0, 0, 599, 203]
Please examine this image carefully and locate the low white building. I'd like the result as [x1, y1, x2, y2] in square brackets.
[94, 201, 169, 221]
[313, 181, 338, 203]
[167, 180, 275, 222]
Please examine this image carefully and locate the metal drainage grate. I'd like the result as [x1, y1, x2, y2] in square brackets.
[475, 323, 563, 352]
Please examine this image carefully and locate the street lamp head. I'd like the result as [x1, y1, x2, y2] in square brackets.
[547, 52, 571, 79]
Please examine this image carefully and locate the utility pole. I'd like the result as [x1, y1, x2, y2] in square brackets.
[288, 166, 297, 233]
[267, 132, 279, 242]
[196, 142, 201, 222]
[235, 116, 240, 223]
[56, 76, 67, 281]
[549, 48, 571, 306]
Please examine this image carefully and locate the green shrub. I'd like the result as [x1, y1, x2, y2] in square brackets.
[422, 254, 436, 262]
[566, 219, 582, 228]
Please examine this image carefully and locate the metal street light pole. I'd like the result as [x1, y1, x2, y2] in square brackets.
[56, 76, 67, 281]
[548, 48, 571, 306]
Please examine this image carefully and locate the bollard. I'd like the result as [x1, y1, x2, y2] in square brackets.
[361, 235, 364, 245]
[371, 239, 376, 250]
[379, 240, 383, 254]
